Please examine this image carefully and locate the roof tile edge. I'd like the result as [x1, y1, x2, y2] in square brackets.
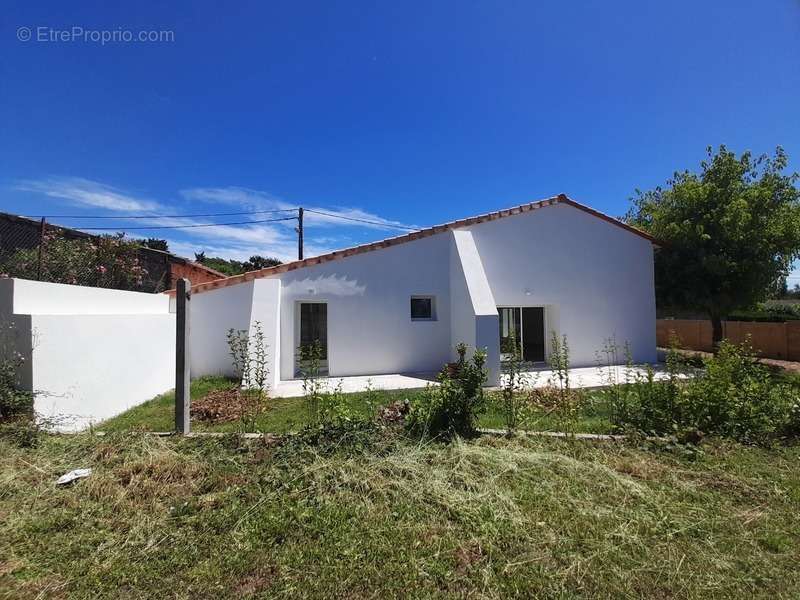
[165, 194, 657, 296]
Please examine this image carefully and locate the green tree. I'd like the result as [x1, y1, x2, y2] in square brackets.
[140, 238, 169, 252]
[242, 255, 281, 271]
[191, 254, 282, 275]
[626, 146, 800, 347]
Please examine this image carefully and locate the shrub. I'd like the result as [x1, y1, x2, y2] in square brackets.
[407, 343, 488, 439]
[605, 338, 799, 445]
[0, 232, 148, 290]
[226, 322, 269, 397]
[297, 342, 365, 431]
[0, 322, 32, 422]
[686, 341, 791, 444]
[597, 338, 685, 436]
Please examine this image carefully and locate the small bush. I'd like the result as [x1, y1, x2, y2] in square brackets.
[226, 321, 269, 397]
[606, 339, 800, 445]
[0, 232, 149, 290]
[687, 341, 792, 444]
[0, 322, 32, 422]
[407, 343, 488, 439]
[297, 342, 369, 435]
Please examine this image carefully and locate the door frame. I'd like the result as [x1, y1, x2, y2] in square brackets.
[497, 305, 549, 365]
[294, 300, 329, 377]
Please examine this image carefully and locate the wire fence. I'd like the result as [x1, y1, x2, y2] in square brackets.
[0, 214, 171, 292]
[0, 206, 416, 293]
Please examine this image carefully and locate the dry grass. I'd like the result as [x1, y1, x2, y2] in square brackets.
[1, 430, 799, 599]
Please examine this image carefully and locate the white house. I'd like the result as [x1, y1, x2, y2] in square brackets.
[181, 194, 658, 387]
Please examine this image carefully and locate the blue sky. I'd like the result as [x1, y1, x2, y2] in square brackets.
[2, 2, 799, 273]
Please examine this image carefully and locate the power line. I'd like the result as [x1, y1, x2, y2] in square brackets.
[303, 208, 417, 231]
[75, 216, 298, 231]
[22, 208, 299, 219]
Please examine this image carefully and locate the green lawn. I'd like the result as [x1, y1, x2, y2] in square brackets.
[99, 376, 615, 434]
[1, 430, 798, 598]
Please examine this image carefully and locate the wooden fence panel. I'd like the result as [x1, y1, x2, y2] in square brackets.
[657, 319, 712, 352]
[723, 321, 787, 359]
[787, 321, 800, 362]
[657, 319, 795, 360]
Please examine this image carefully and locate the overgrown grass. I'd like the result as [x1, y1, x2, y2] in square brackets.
[99, 376, 235, 432]
[100, 377, 614, 434]
[1, 431, 798, 598]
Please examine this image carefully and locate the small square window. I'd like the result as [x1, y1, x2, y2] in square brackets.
[411, 296, 435, 320]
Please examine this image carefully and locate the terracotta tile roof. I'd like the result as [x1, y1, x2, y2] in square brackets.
[166, 194, 657, 296]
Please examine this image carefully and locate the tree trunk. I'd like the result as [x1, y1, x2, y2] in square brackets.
[710, 312, 724, 353]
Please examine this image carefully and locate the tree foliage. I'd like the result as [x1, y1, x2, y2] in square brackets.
[194, 254, 282, 276]
[625, 146, 800, 343]
[139, 238, 169, 252]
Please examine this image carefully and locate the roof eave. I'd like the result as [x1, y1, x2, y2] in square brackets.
[165, 194, 660, 296]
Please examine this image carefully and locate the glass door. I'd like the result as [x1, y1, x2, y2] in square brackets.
[499, 306, 546, 363]
[521, 307, 545, 362]
[297, 302, 328, 375]
[499, 307, 521, 361]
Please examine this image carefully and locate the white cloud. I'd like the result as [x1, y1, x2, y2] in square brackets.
[181, 186, 286, 211]
[181, 186, 418, 231]
[16, 178, 415, 263]
[165, 238, 332, 264]
[16, 177, 162, 212]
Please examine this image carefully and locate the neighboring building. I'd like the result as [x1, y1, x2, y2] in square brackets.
[179, 194, 658, 387]
[137, 247, 228, 292]
[0, 212, 226, 292]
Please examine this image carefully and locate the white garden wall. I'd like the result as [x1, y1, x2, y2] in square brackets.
[0, 279, 175, 431]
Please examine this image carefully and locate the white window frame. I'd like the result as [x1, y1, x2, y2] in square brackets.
[410, 295, 436, 321]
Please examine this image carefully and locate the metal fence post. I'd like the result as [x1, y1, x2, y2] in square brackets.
[175, 278, 191, 434]
[36, 217, 46, 281]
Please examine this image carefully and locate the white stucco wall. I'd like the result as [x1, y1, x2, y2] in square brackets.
[189, 281, 255, 378]
[11, 278, 169, 314]
[0, 279, 175, 431]
[186, 200, 656, 384]
[249, 279, 281, 388]
[31, 313, 174, 430]
[276, 232, 453, 380]
[466, 202, 657, 366]
[450, 230, 501, 384]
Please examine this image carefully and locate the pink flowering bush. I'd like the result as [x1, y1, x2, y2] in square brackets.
[0, 232, 148, 290]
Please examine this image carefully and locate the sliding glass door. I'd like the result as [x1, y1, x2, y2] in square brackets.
[499, 307, 522, 360]
[498, 307, 545, 363]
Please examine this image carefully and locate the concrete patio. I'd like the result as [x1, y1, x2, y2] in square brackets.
[271, 363, 679, 398]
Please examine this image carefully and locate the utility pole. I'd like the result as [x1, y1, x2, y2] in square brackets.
[297, 207, 304, 261]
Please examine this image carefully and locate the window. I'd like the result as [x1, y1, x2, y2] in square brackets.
[410, 296, 435, 320]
